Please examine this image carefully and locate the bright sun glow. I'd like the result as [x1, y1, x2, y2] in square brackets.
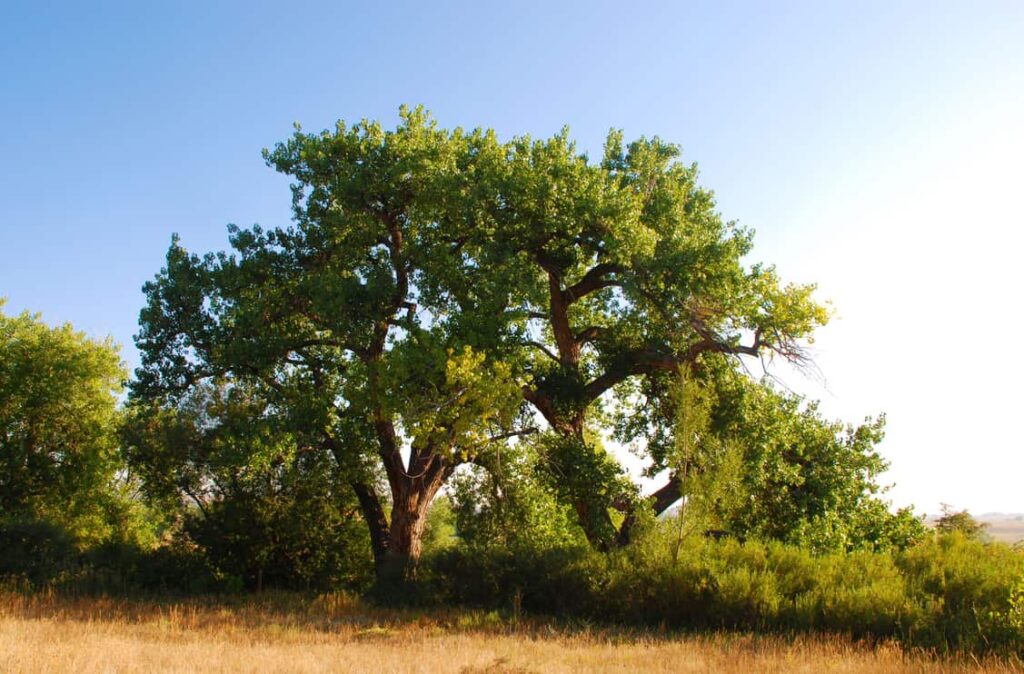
[771, 79, 1024, 514]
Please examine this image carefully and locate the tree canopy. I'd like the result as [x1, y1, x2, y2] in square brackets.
[131, 107, 876, 586]
[0, 300, 126, 544]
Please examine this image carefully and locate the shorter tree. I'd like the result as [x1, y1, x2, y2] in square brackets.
[617, 357, 925, 552]
[934, 504, 987, 540]
[0, 301, 127, 545]
[122, 380, 374, 590]
[665, 366, 746, 559]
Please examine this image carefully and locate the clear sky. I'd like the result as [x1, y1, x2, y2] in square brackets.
[2, 1, 1022, 515]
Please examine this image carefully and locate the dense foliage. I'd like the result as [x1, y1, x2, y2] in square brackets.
[425, 524, 1024, 656]
[0, 302, 146, 547]
[450, 361, 924, 555]
[121, 380, 373, 590]
[129, 108, 832, 584]
[638, 361, 925, 552]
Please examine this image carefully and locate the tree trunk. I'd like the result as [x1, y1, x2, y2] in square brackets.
[574, 497, 617, 551]
[615, 474, 682, 546]
[376, 495, 431, 586]
[356, 467, 448, 597]
[352, 480, 391, 571]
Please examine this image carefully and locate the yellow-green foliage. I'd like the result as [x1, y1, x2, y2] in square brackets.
[1009, 579, 1024, 633]
[898, 532, 1024, 652]
[425, 527, 1024, 656]
[0, 301, 135, 546]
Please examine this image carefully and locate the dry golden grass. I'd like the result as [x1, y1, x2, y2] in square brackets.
[1, 591, 1021, 674]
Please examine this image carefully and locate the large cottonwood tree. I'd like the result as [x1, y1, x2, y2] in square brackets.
[132, 108, 827, 584]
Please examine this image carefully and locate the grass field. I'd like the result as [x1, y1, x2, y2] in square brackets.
[1, 591, 1022, 673]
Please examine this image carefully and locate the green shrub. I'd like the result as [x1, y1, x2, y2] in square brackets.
[0, 519, 77, 586]
[897, 532, 1024, 653]
[1007, 579, 1024, 634]
[421, 525, 1024, 657]
[817, 550, 910, 638]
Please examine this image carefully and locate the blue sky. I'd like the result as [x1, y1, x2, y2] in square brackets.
[2, 1, 1022, 514]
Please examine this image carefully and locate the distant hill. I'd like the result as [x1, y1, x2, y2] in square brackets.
[977, 512, 1024, 521]
[977, 513, 1024, 544]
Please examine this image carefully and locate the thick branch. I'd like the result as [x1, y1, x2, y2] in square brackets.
[564, 263, 623, 303]
[581, 347, 676, 403]
[650, 474, 683, 516]
[582, 334, 764, 404]
[368, 218, 412, 359]
[532, 250, 579, 365]
[483, 427, 538, 444]
[546, 270, 578, 364]
[523, 385, 574, 434]
[532, 256, 622, 365]
[360, 218, 418, 484]
[423, 451, 452, 488]
[352, 481, 390, 564]
[373, 417, 408, 484]
[575, 326, 605, 344]
[616, 475, 683, 546]
[407, 442, 439, 480]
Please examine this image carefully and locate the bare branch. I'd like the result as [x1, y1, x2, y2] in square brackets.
[525, 340, 560, 364]
[483, 427, 538, 444]
[580, 333, 765, 404]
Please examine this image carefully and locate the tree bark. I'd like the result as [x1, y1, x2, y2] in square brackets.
[360, 455, 451, 594]
[615, 474, 682, 546]
[351, 481, 391, 572]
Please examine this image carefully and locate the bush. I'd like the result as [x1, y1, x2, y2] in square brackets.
[421, 525, 1024, 656]
[424, 544, 602, 615]
[897, 532, 1024, 652]
[0, 519, 77, 586]
[77, 539, 233, 595]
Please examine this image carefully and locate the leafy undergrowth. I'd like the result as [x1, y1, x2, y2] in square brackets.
[423, 532, 1024, 658]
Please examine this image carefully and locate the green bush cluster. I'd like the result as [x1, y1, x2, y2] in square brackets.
[4, 503, 1022, 657]
[423, 526, 1024, 656]
[0, 518, 231, 594]
[0, 519, 76, 587]
[0, 516, 375, 596]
